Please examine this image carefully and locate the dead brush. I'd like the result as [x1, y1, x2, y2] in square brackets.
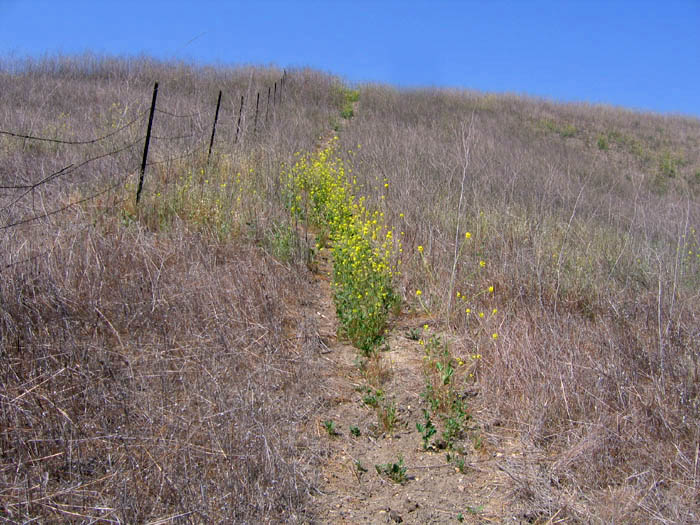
[0, 212, 324, 522]
[1, 55, 699, 523]
[0, 57, 345, 523]
[339, 84, 700, 521]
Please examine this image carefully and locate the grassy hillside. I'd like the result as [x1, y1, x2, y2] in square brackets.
[340, 87, 699, 521]
[1, 56, 698, 523]
[0, 56, 340, 523]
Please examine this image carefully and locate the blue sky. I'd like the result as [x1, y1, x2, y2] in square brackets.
[1, 0, 698, 117]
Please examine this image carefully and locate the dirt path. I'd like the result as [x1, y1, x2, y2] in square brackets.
[301, 243, 536, 524]
[294, 101, 541, 524]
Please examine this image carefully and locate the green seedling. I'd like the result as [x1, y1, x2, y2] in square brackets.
[363, 389, 383, 408]
[424, 334, 443, 356]
[416, 409, 437, 450]
[375, 455, 407, 483]
[443, 413, 465, 448]
[442, 398, 469, 448]
[405, 326, 422, 340]
[436, 360, 454, 385]
[421, 383, 440, 413]
[323, 420, 338, 436]
[350, 425, 361, 437]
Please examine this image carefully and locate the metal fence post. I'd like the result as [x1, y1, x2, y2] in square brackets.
[234, 95, 244, 144]
[136, 81, 158, 204]
[207, 90, 222, 163]
[253, 92, 260, 133]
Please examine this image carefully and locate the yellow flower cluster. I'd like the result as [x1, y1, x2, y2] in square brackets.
[284, 138, 400, 353]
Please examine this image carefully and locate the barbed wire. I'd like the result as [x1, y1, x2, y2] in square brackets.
[1, 171, 133, 231]
[1, 75, 287, 232]
[151, 132, 200, 141]
[0, 164, 74, 191]
[154, 108, 199, 119]
[0, 137, 143, 216]
[1, 192, 131, 272]
[0, 110, 148, 145]
[0, 134, 145, 219]
[145, 140, 209, 167]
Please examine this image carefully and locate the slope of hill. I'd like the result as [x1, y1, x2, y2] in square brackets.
[1, 56, 698, 523]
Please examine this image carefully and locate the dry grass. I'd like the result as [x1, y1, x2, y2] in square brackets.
[1, 56, 699, 522]
[340, 85, 699, 522]
[1, 216, 320, 522]
[0, 56, 338, 523]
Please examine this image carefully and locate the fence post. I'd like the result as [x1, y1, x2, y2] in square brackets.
[265, 86, 271, 126]
[279, 72, 285, 103]
[207, 90, 222, 163]
[234, 94, 244, 144]
[253, 92, 260, 133]
[273, 82, 277, 106]
[136, 81, 158, 205]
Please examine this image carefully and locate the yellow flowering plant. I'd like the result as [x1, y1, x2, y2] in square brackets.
[284, 139, 400, 354]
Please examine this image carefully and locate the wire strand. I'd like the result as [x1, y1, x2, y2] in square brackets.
[0, 110, 147, 145]
[1, 172, 133, 230]
[0, 136, 145, 191]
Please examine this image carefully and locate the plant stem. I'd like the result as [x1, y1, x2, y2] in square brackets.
[447, 112, 476, 322]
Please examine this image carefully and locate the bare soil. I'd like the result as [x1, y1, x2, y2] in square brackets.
[301, 244, 543, 524]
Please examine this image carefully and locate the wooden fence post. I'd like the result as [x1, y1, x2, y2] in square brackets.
[136, 81, 158, 204]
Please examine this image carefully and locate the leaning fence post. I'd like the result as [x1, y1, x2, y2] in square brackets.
[136, 81, 158, 205]
[253, 92, 260, 133]
[207, 90, 222, 163]
[234, 94, 244, 144]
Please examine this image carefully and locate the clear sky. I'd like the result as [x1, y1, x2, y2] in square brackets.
[1, 0, 698, 117]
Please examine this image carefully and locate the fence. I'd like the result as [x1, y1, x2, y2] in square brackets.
[0, 72, 288, 269]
